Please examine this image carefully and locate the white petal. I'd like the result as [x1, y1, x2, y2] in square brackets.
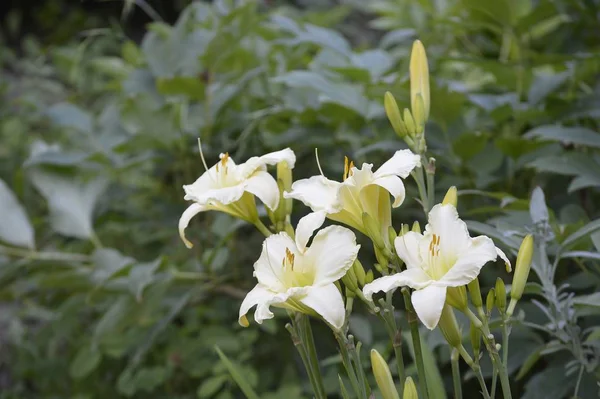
[438, 236, 498, 287]
[284, 175, 342, 213]
[411, 285, 447, 330]
[253, 232, 298, 291]
[362, 269, 432, 300]
[178, 203, 209, 249]
[239, 284, 277, 326]
[297, 284, 346, 330]
[295, 211, 327, 253]
[184, 183, 246, 206]
[237, 148, 296, 179]
[425, 204, 471, 256]
[395, 232, 425, 270]
[371, 175, 406, 208]
[244, 171, 280, 211]
[374, 149, 421, 179]
[304, 225, 360, 286]
[496, 246, 512, 272]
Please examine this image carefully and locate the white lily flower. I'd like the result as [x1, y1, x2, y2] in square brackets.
[363, 204, 510, 330]
[239, 212, 360, 330]
[179, 148, 296, 248]
[284, 150, 421, 235]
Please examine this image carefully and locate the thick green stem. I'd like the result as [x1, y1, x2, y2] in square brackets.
[490, 370, 498, 399]
[451, 348, 463, 399]
[253, 219, 273, 237]
[402, 288, 429, 399]
[458, 345, 490, 399]
[297, 315, 327, 399]
[412, 168, 430, 214]
[335, 332, 362, 398]
[502, 319, 510, 368]
[380, 296, 405, 397]
[286, 323, 324, 399]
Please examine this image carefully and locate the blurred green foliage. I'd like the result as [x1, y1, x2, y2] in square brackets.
[0, 0, 599, 398]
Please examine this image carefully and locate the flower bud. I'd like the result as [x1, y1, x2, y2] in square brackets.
[467, 278, 483, 308]
[342, 269, 358, 293]
[384, 92, 408, 138]
[371, 349, 400, 399]
[446, 286, 468, 310]
[442, 186, 458, 207]
[403, 109, 416, 136]
[353, 259, 366, 287]
[486, 288, 495, 315]
[388, 225, 398, 248]
[412, 94, 425, 134]
[495, 278, 506, 313]
[470, 322, 481, 355]
[403, 377, 418, 399]
[277, 160, 293, 215]
[411, 221, 421, 233]
[400, 224, 409, 236]
[363, 212, 385, 250]
[410, 39, 430, 121]
[366, 269, 374, 284]
[511, 235, 534, 302]
[438, 305, 462, 348]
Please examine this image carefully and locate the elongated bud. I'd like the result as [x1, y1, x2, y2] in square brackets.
[388, 226, 398, 247]
[353, 259, 366, 287]
[446, 286, 468, 310]
[470, 322, 481, 355]
[411, 221, 421, 233]
[385, 92, 408, 138]
[413, 94, 425, 134]
[410, 39, 430, 121]
[403, 109, 416, 136]
[442, 186, 458, 207]
[277, 160, 293, 215]
[486, 288, 495, 315]
[371, 349, 400, 399]
[400, 224, 409, 236]
[363, 212, 385, 250]
[438, 305, 462, 348]
[468, 278, 483, 308]
[495, 278, 506, 313]
[403, 377, 418, 399]
[511, 235, 534, 302]
[365, 269, 374, 284]
[342, 269, 358, 293]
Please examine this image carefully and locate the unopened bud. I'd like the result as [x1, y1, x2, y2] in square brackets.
[468, 278, 483, 308]
[403, 109, 416, 136]
[371, 349, 400, 399]
[366, 269, 374, 284]
[511, 235, 534, 302]
[403, 376, 418, 399]
[363, 212, 385, 250]
[413, 94, 425, 134]
[486, 288, 495, 315]
[353, 259, 366, 287]
[388, 226, 398, 248]
[400, 224, 409, 236]
[446, 286, 468, 310]
[442, 186, 458, 207]
[342, 269, 358, 293]
[410, 39, 430, 121]
[495, 278, 506, 313]
[438, 305, 462, 348]
[384, 92, 408, 138]
[470, 322, 481, 355]
[277, 160, 293, 215]
[411, 221, 421, 233]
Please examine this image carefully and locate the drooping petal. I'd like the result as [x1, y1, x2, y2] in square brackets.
[244, 170, 280, 211]
[374, 149, 421, 179]
[284, 175, 342, 213]
[304, 225, 360, 286]
[239, 284, 277, 326]
[184, 183, 246, 206]
[253, 232, 298, 292]
[496, 246, 512, 272]
[395, 232, 425, 270]
[295, 211, 327, 253]
[371, 175, 406, 208]
[179, 203, 209, 248]
[362, 269, 433, 301]
[411, 285, 447, 330]
[438, 236, 498, 287]
[237, 148, 296, 179]
[425, 204, 471, 257]
[297, 284, 346, 330]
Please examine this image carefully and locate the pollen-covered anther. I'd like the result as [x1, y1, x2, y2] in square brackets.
[430, 234, 441, 256]
[343, 156, 355, 181]
[283, 247, 296, 270]
[220, 152, 230, 174]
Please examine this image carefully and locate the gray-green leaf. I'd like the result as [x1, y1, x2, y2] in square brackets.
[0, 179, 35, 248]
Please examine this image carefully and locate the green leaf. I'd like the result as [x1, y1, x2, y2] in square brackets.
[0, 179, 35, 248]
[46, 103, 93, 133]
[214, 346, 260, 399]
[29, 170, 107, 240]
[515, 345, 543, 380]
[128, 258, 162, 301]
[560, 219, 600, 250]
[572, 292, 600, 309]
[525, 125, 600, 149]
[529, 187, 549, 225]
[522, 364, 575, 399]
[198, 375, 228, 398]
[405, 333, 447, 399]
[69, 345, 102, 379]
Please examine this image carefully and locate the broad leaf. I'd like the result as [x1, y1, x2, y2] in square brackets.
[0, 179, 35, 248]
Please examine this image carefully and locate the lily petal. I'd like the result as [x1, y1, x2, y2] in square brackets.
[395, 232, 425, 270]
[284, 175, 342, 214]
[411, 285, 447, 330]
[374, 149, 421, 179]
[362, 268, 432, 300]
[295, 211, 327, 253]
[438, 236, 498, 287]
[425, 204, 471, 257]
[184, 184, 246, 206]
[304, 225, 360, 286]
[237, 148, 296, 179]
[371, 175, 406, 208]
[245, 170, 280, 211]
[253, 232, 298, 292]
[239, 284, 277, 326]
[496, 246, 512, 272]
[298, 284, 346, 330]
[179, 203, 209, 248]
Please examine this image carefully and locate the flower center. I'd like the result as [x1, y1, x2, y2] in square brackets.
[343, 156, 355, 181]
[427, 233, 448, 279]
[281, 247, 313, 287]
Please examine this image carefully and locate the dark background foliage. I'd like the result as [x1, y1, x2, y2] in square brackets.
[1, 0, 599, 398]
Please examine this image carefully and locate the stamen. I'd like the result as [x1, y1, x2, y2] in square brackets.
[343, 156, 349, 181]
[348, 161, 354, 177]
[197, 138, 210, 172]
[315, 148, 325, 177]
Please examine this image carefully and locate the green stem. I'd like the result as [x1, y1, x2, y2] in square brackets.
[451, 348, 463, 399]
[502, 319, 510, 368]
[297, 315, 327, 399]
[458, 345, 490, 399]
[0, 245, 90, 263]
[253, 219, 272, 237]
[286, 323, 321, 397]
[402, 288, 429, 399]
[335, 332, 362, 398]
[380, 297, 405, 397]
[348, 335, 369, 398]
[412, 167, 430, 214]
[425, 157, 435, 208]
[490, 370, 498, 399]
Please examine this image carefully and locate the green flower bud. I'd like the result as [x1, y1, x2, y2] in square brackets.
[442, 186, 458, 207]
[384, 92, 408, 138]
[470, 322, 481, 355]
[411, 221, 421, 233]
[438, 305, 462, 348]
[388, 225, 398, 248]
[363, 212, 385, 250]
[277, 160, 293, 215]
[468, 278, 483, 308]
[403, 108, 416, 136]
[495, 278, 506, 313]
[403, 376, 418, 399]
[353, 259, 366, 287]
[371, 349, 400, 399]
[511, 235, 534, 302]
[410, 40, 430, 121]
[342, 269, 358, 293]
[366, 269, 374, 284]
[400, 224, 409, 236]
[486, 288, 496, 315]
[412, 94, 425, 134]
[446, 286, 468, 310]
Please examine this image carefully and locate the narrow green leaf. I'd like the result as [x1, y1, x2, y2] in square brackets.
[516, 345, 543, 380]
[214, 346, 260, 399]
[561, 219, 600, 250]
